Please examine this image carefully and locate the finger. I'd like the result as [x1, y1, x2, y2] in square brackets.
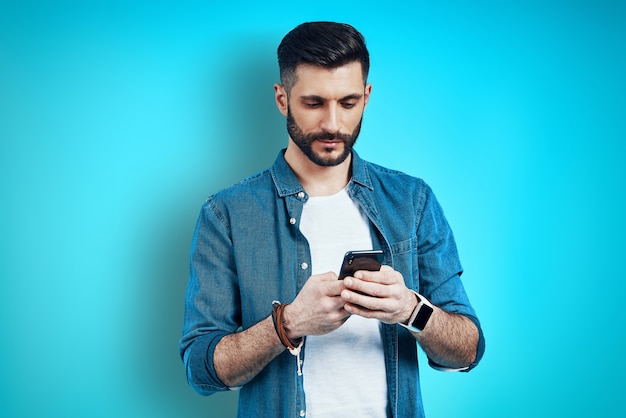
[341, 287, 386, 311]
[344, 276, 388, 298]
[317, 271, 339, 281]
[323, 280, 349, 297]
[343, 302, 376, 319]
[343, 300, 396, 322]
[354, 267, 399, 285]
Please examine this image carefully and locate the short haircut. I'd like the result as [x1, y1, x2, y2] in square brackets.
[277, 21, 370, 93]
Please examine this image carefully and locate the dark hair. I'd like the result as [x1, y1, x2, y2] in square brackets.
[277, 21, 370, 92]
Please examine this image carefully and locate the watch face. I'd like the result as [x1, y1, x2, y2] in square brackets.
[413, 303, 434, 330]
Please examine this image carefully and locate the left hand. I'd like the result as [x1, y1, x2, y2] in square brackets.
[340, 265, 418, 325]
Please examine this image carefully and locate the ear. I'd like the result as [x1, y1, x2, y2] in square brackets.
[274, 83, 289, 117]
[363, 83, 372, 108]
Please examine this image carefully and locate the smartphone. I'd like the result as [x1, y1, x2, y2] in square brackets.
[338, 250, 384, 280]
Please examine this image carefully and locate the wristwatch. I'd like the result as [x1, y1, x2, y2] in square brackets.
[399, 290, 434, 333]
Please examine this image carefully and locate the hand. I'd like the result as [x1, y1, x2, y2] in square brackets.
[340, 265, 417, 325]
[283, 272, 351, 339]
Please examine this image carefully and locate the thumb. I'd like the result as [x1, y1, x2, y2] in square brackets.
[318, 271, 339, 281]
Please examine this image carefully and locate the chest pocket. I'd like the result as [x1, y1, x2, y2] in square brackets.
[388, 236, 419, 290]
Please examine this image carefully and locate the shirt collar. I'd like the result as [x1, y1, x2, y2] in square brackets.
[270, 149, 374, 198]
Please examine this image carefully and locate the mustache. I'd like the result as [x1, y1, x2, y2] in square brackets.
[306, 131, 353, 142]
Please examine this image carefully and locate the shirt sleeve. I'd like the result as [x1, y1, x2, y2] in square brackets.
[179, 197, 242, 395]
[416, 185, 485, 372]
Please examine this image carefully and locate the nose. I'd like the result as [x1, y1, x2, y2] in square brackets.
[320, 102, 340, 133]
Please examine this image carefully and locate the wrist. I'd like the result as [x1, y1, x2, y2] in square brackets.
[271, 301, 303, 351]
[398, 290, 434, 333]
[271, 301, 304, 376]
[281, 303, 301, 341]
[401, 291, 420, 326]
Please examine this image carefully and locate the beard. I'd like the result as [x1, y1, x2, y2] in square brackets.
[286, 108, 363, 167]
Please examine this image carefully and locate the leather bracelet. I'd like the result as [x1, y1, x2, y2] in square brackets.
[271, 301, 303, 351]
[272, 301, 304, 376]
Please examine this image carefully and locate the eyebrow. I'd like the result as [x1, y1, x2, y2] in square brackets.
[299, 93, 364, 102]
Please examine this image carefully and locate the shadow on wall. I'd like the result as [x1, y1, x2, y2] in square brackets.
[133, 34, 285, 416]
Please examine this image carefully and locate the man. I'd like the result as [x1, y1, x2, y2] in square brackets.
[180, 21, 485, 417]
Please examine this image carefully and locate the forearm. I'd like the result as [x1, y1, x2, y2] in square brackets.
[414, 307, 479, 369]
[214, 315, 286, 387]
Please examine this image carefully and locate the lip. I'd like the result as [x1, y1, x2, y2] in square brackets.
[316, 139, 342, 144]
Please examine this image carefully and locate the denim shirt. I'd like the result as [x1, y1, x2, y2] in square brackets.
[180, 150, 485, 418]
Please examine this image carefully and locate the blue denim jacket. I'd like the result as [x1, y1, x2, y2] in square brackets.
[180, 150, 485, 418]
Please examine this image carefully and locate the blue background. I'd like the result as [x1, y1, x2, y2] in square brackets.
[1, 1, 624, 416]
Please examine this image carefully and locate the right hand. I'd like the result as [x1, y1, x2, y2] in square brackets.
[282, 272, 350, 339]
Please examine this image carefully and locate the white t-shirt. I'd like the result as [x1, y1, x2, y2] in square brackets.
[299, 187, 388, 418]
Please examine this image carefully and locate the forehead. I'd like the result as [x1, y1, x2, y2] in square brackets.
[291, 61, 365, 97]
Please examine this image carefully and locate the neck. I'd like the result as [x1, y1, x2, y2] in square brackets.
[284, 143, 352, 197]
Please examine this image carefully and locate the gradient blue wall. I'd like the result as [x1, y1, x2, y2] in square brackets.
[1, 1, 624, 416]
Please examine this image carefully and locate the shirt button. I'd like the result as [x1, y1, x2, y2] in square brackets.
[299, 410, 306, 417]
[289, 218, 296, 225]
[297, 191, 305, 199]
[300, 262, 308, 270]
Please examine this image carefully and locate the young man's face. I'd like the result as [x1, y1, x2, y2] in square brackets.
[275, 61, 371, 167]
